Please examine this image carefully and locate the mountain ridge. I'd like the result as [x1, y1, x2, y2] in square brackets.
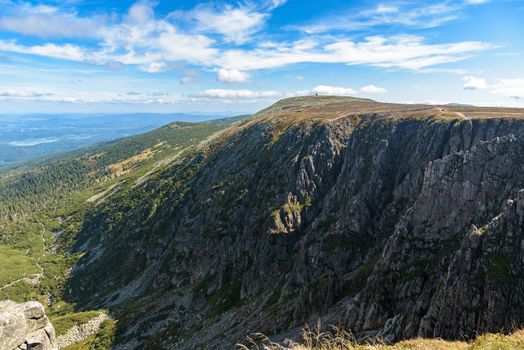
[63, 97, 524, 348]
[2, 97, 524, 349]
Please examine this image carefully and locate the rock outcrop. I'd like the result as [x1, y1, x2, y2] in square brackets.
[66, 97, 524, 348]
[0, 300, 56, 350]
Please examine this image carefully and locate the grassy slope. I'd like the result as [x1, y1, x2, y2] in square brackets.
[0, 116, 244, 348]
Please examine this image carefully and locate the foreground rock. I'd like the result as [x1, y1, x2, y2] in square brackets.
[0, 300, 56, 350]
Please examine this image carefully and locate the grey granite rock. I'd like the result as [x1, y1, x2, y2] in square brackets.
[67, 99, 524, 348]
[0, 301, 56, 350]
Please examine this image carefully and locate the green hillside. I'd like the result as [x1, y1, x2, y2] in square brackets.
[0, 115, 246, 348]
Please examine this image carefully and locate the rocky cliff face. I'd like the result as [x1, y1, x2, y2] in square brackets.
[67, 97, 524, 348]
[0, 301, 56, 350]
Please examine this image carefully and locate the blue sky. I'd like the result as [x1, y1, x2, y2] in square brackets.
[0, 0, 523, 114]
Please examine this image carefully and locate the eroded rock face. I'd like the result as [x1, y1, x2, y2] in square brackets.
[68, 99, 524, 348]
[0, 301, 56, 350]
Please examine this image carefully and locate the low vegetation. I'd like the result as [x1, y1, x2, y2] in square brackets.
[238, 324, 524, 350]
[0, 117, 243, 348]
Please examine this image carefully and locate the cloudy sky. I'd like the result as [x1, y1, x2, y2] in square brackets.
[0, 0, 523, 113]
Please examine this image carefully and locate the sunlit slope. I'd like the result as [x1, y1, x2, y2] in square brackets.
[0, 115, 246, 348]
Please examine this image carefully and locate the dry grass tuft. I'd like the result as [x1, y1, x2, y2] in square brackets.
[237, 323, 524, 350]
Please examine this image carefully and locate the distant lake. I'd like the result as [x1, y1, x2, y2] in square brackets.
[0, 113, 233, 168]
[9, 138, 60, 147]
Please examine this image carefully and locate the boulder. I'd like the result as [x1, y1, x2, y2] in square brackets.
[0, 300, 56, 350]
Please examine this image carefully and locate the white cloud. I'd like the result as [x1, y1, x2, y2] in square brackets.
[99, 2, 218, 70]
[463, 76, 524, 99]
[0, 2, 106, 38]
[463, 76, 487, 90]
[217, 35, 492, 71]
[0, 2, 493, 76]
[465, 0, 489, 4]
[264, 0, 288, 10]
[0, 87, 53, 98]
[312, 85, 357, 96]
[375, 4, 398, 14]
[196, 89, 281, 99]
[0, 40, 90, 62]
[174, 4, 267, 44]
[360, 84, 387, 94]
[293, 1, 490, 34]
[126, 0, 155, 24]
[217, 68, 250, 83]
[141, 62, 167, 73]
[180, 77, 193, 85]
[180, 76, 195, 85]
[295, 84, 386, 97]
[490, 79, 524, 99]
[294, 2, 460, 33]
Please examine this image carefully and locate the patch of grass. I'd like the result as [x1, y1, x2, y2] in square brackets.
[50, 310, 103, 336]
[469, 329, 524, 350]
[304, 198, 313, 207]
[0, 244, 39, 285]
[62, 335, 96, 350]
[88, 319, 117, 350]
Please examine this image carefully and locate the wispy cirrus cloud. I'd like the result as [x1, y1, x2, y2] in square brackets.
[465, 0, 489, 4]
[291, 1, 484, 34]
[263, 0, 288, 11]
[0, 1, 494, 76]
[217, 35, 492, 71]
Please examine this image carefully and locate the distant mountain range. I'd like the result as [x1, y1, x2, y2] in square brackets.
[0, 113, 237, 169]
